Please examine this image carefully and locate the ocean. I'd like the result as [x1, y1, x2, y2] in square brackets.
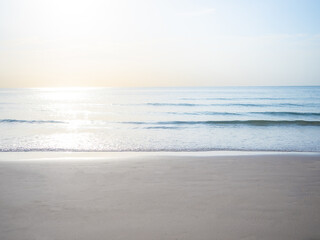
[0, 86, 319, 152]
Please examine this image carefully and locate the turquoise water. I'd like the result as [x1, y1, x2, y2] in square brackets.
[0, 86, 319, 152]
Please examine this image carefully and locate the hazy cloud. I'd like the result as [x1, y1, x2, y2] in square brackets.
[178, 8, 215, 17]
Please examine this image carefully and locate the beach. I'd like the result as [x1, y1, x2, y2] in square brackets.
[1, 0, 320, 238]
[0, 152, 319, 240]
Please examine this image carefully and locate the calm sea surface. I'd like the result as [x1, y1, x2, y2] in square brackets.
[0, 86, 320, 152]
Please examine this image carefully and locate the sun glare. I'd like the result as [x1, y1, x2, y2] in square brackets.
[39, 88, 91, 102]
[32, 0, 130, 41]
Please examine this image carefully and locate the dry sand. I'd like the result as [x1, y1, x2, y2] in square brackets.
[0, 152, 319, 240]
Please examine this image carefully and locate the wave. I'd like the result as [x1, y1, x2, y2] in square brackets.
[167, 111, 320, 116]
[251, 111, 320, 117]
[112, 101, 320, 107]
[180, 97, 298, 101]
[144, 126, 181, 129]
[146, 103, 202, 106]
[0, 119, 65, 124]
[167, 111, 242, 116]
[147, 103, 267, 107]
[0, 147, 317, 152]
[142, 103, 311, 107]
[123, 120, 320, 127]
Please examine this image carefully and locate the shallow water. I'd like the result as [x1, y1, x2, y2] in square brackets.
[0, 86, 319, 152]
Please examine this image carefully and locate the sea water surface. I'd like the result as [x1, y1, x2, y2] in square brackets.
[0, 86, 319, 152]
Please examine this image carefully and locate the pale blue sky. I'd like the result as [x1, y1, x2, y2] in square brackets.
[0, 0, 319, 87]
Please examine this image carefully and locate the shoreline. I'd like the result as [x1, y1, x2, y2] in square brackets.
[1, 151, 320, 162]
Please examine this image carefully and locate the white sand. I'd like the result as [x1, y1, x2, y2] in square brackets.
[0, 152, 319, 240]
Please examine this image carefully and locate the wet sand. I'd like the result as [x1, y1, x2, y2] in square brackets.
[0, 152, 319, 240]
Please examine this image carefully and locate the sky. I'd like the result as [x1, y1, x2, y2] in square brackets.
[0, 0, 319, 87]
